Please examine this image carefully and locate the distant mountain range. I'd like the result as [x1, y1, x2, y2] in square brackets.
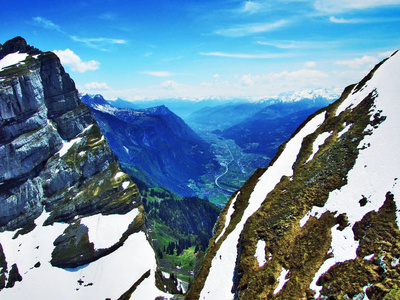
[106, 88, 340, 120]
[220, 98, 333, 157]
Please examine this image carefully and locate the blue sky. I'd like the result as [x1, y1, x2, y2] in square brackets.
[1, 0, 400, 100]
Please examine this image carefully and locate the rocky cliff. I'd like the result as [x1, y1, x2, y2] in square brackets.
[187, 51, 400, 299]
[0, 37, 170, 299]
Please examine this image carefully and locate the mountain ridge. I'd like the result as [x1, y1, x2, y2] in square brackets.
[187, 51, 400, 299]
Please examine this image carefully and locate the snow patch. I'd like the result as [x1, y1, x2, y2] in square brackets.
[338, 123, 352, 138]
[59, 137, 82, 156]
[306, 131, 332, 163]
[93, 104, 118, 115]
[362, 284, 373, 300]
[391, 257, 400, 267]
[254, 240, 267, 267]
[363, 254, 375, 261]
[0, 52, 29, 71]
[114, 172, 125, 180]
[299, 211, 312, 227]
[214, 192, 239, 244]
[80, 208, 139, 250]
[273, 267, 290, 295]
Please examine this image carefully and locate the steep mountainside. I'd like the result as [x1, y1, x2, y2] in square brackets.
[81, 94, 217, 196]
[187, 51, 400, 299]
[0, 37, 170, 299]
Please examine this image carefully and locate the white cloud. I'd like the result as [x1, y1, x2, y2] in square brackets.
[276, 68, 329, 80]
[257, 41, 298, 49]
[240, 74, 257, 87]
[238, 68, 329, 90]
[214, 20, 287, 37]
[335, 55, 379, 69]
[160, 80, 179, 90]
[379, 50, 396, 57]
[32, 17, 126, 51]
[70, 36, 126, 50]
[315, 0, 400, 13]
[53, 49, 100, 73]
[199, 52, 291, 59]
[84, 82, 110, 90]
[329, 16, 364, 23]
[304, 61, 317, 68]
[32, 17, 63, 32]
[142, 71, 175, 77]
[242, 1, 262, 13]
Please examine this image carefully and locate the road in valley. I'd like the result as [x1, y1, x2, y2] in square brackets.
[214, 144, 235, 193]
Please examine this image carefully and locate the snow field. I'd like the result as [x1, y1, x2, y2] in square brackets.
[0, 52, 29, 71]
[304, 52, 400, 298]
[0, 210, 168, 299]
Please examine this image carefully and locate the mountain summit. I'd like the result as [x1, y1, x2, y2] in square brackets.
[187, 52, 400, 299]
[0, 37, 169, 299]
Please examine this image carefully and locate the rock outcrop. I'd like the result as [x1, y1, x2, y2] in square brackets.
[0, 37, 131, 230]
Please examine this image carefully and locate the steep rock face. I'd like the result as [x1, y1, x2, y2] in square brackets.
[0, 37, 169, 299]
[0, 38, 107, 229]
[187, 51, 400, 299]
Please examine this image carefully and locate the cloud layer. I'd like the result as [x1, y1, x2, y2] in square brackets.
[53, 49, 100, 73]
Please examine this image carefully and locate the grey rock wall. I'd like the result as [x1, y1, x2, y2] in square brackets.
[0, 37, 137, 231]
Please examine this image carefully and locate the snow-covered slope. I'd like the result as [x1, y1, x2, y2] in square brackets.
[187, 51, 400, 299]
[0, 211, 168, 299]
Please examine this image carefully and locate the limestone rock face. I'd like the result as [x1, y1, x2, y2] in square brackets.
[0, 37, 138, 231]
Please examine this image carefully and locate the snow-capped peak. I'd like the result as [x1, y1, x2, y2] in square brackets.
[274, 88, 342, 103]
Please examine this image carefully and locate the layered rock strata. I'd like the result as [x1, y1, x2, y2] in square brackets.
[0, 37, 168, 299]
